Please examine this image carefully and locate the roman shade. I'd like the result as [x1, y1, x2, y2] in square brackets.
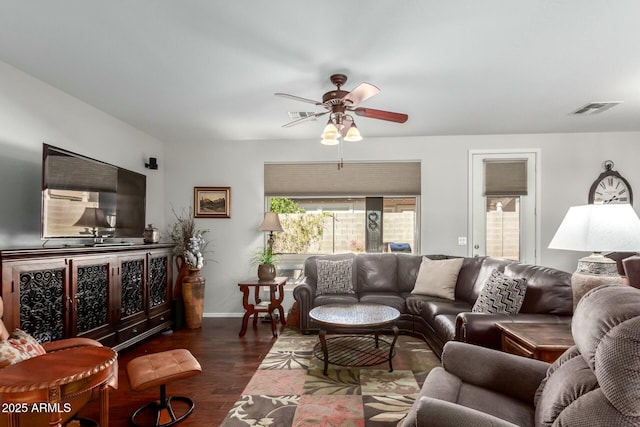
[484, 159, 528, 196]
[264, 162, 421, 196]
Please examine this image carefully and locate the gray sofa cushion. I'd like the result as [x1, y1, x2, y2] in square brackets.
[414, 366, 535, 427]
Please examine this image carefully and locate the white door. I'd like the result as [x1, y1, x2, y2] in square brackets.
[469, 150, 539, 264]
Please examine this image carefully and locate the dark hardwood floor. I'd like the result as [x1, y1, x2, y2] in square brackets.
[79, 317, 279, 426]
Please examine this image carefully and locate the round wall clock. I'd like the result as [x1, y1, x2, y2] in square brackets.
[588, 160, 633, 205]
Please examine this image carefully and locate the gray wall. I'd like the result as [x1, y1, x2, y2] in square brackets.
[163, 134, 640, 315]
[0, 60, 166, 247]
[1, 59, 639, 316]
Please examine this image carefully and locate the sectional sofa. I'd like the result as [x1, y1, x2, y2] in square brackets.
[293, 253, 573, 357]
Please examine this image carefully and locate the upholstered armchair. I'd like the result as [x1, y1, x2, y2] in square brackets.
[0, 296, 106, 426]
[403, 284, 640, 426]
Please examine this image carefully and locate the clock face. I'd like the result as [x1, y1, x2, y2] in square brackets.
[592, 175, 630, 204]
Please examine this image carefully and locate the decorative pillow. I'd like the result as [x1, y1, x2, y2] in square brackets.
[411, 257, 464, 300]
[316, 259, 355, 295]
[472, 269, 527, 313]
[0, 329, 46, 368]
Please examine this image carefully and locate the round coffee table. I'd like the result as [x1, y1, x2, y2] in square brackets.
[309, 303, 400, 375]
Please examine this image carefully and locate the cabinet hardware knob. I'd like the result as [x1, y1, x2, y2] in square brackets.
[132, 329, 138, 333]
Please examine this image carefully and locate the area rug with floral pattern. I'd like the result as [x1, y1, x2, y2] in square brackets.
[220, 327, 440, 427]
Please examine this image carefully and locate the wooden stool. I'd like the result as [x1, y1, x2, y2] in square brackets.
[127, 349, 202, 427]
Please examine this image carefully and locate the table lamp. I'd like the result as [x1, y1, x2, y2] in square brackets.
[258, 212, 283, 251]
[74, 207, 112, 244]
[548, 203, 640, 309]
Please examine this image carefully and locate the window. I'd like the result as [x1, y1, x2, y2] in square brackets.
[269, 196, 418, 255]
[264, 161, 421, 256]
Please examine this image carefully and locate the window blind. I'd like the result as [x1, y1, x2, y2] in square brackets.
[265, 162, 421, 196]
[484, 159, 528, 196]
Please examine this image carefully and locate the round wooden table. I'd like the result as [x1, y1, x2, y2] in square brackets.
[0, 346, 117, 427]
[309, 303, 400, 375]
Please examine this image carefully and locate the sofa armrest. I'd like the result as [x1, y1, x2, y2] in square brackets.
[406, 396, 519, 427]
[42, 337, 103, 353]
[455, 312, 572, 349]
[293, 277, 317, 332]
[441, 341, 549, 404]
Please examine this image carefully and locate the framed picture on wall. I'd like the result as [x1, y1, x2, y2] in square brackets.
[194, 186, 231, 218]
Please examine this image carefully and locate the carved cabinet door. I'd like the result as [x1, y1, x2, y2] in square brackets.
[69, 256, 117, 343]
[1, 258, 69, 342]
[147, 250, 172, 317]
[116, 252, 147, 323]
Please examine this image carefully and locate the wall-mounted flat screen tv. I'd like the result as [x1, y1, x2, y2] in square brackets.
[41, 144, 146, 240]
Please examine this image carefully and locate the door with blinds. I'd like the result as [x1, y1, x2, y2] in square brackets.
[469, 151, 538, 264]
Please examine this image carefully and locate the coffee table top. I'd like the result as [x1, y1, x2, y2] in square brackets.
[309, 303, 400, 329]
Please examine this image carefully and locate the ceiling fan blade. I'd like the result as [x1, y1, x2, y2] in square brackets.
[281, 111, 328, 127]
[353, 107, 408, 123]
[275, 92, 323, 105]
[342, 83, 380, 106]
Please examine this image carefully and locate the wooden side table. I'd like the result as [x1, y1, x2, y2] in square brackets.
[238, 277, 287, 337]
[495, 322, 574, 363]
[0, 346, 117, 427]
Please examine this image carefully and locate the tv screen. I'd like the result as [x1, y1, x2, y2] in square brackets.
[41, 144, 146, 240]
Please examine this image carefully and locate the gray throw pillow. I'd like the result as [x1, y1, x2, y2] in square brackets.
[316, 259, 355, 295]
[472, 269, 527, 313]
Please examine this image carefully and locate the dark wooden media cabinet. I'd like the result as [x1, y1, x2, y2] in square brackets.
[0, 243, 174, 351]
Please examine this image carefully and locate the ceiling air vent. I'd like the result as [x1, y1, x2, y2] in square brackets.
[572, 101, 621, 115]
[288, 111, 316, 119]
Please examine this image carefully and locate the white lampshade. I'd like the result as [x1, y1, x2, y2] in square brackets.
[320, 137, 339, 146]
[344, 123, 363, 142]
[548, 204, 640, 252]
[321, 122, 339, 138]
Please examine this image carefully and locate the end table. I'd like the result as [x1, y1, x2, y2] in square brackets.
[495, 322, 574, 363]
[238, 277, 287, 337]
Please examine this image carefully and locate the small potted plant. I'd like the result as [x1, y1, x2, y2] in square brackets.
[251, 246, 278, 281]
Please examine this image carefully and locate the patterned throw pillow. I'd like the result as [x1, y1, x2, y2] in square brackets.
[0, 329, 46, 368]
[472, 269, 527, 314]
[316, 259, 355, 295]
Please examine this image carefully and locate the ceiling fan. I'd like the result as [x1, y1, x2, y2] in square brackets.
[275, 74, 408, 143]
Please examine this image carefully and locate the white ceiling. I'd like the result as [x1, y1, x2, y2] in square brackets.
[1, 1, 640, 144]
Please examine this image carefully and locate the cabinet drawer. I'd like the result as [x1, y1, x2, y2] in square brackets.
[118, 320, 149, 344]
[503, 336, 534, 358]
[149, 310, 172, 329]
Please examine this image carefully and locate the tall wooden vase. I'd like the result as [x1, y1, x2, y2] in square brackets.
[182, 268, 205, 329]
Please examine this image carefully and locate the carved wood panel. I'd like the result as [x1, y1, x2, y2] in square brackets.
[121, 258, 144, 317]
[76, 263, 109, 333]
[19, 269, 65, 342]
[149, 256, 168, 308]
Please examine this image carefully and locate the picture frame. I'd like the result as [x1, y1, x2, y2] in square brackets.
[194, 186, 231, 218]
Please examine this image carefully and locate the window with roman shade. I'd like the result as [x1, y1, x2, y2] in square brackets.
[264, 161, 421, 255]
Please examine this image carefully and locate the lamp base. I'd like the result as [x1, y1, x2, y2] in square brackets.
[575, 253, 619, 276]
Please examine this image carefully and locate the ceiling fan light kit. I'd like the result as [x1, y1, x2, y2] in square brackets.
[276, 73, 408, 146]
[344, 123, 363, 142]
